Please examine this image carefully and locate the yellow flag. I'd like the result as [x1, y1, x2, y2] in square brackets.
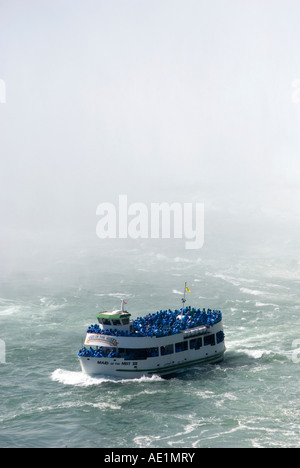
[186, 285, 191, 293]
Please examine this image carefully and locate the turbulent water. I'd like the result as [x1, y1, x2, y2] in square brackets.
[0, 218, 300, 448]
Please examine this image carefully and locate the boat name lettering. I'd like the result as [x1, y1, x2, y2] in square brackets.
[120, 361, 137, 366]
[86, 334, 119, 347]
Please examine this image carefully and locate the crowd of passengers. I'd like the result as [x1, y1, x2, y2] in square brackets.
[78, 346, 118, 358]
[86, 307, 222, 338]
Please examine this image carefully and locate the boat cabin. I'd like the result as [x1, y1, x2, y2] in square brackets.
[96, 310, 132, 334]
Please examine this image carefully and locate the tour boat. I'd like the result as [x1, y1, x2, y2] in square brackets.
[78, 284, 226, 378]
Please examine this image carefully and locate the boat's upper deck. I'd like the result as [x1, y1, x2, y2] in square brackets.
[133, 307, 222, 337]
[86, 306, 222, 339]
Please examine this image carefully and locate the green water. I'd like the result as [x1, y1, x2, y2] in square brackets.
[0, 221, 299, 448]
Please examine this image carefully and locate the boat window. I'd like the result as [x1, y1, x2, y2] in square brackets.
[112, 319, 121, 326]
[160, 344, 174, 356]
[190, 337, 202, 350]
[175, 341, 188, 353]
[122, 318, 130, 325]
[102, 319, 111, 325]
[204, 334, 215, 346]
[120, 347, 159, 360]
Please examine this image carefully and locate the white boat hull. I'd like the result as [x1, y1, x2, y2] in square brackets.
[79, 348, 225, 379]
[78, 324, 226, 379]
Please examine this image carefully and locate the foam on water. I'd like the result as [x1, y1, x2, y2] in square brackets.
[51, 369, 111, 387]
[172, 289, 183, 295]
[51, 368, 163, 387]
[240, 349, 273, 359]
[240, 287, 264, 296]
[0, 306, 21, 316]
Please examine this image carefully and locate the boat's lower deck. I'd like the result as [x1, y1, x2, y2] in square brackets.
[79, 340, 226, 378]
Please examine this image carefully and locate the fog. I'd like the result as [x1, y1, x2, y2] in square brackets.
[1, 0, 300, 273]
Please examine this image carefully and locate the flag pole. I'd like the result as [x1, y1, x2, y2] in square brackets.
[181, 282, 187, 313]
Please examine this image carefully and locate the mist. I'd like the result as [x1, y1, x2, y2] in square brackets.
[1, 0, 300, 276]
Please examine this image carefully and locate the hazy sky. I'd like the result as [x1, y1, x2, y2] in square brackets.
[1, 0, 300, 237]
